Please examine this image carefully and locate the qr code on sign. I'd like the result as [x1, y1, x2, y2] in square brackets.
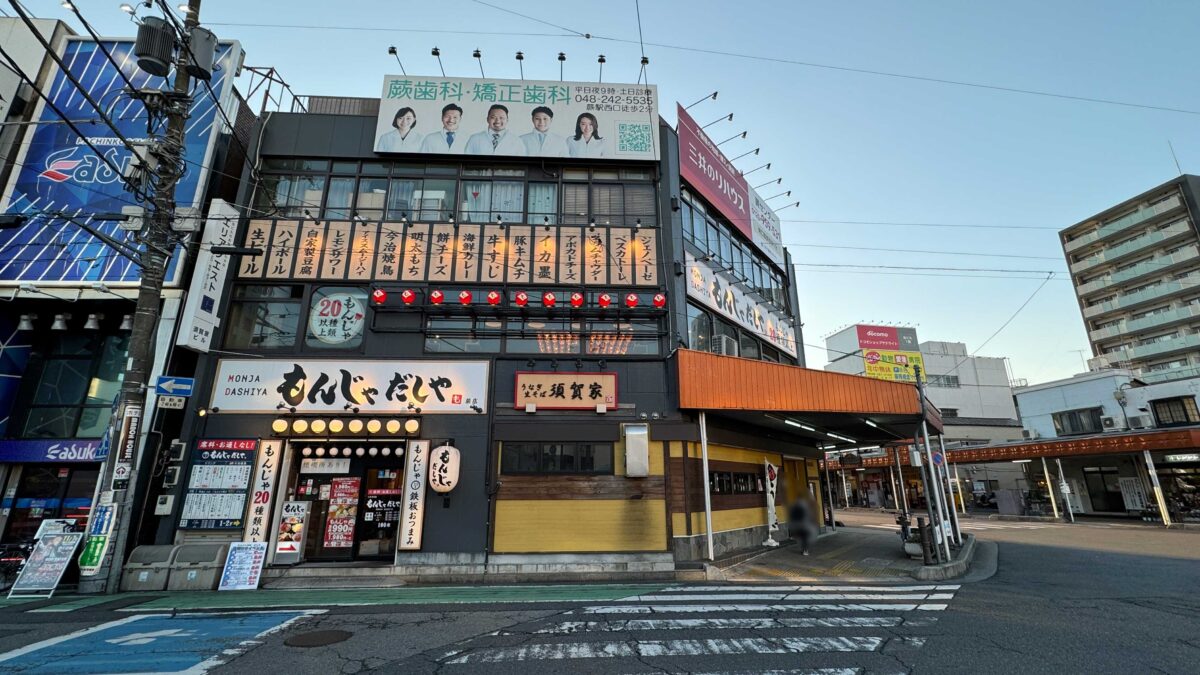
[618, 122, 653, 153]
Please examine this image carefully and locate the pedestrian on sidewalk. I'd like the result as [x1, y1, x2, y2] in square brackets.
[788, 492, 818, 556]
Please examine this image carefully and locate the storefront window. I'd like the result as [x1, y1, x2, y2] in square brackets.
[709, 471, 765, 495]
[226, 285, 303, 350]
[2, 466, 97, 542]
[687, 304, 712, 352]
[305, 287, 368, 349]
[501, 442, 614, 474]
[22, 334, 128, 439]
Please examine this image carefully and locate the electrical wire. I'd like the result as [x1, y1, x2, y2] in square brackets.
[468, 0, 589, 38]
[203, 21, 573, 38]
[783, 242, 1065, 262]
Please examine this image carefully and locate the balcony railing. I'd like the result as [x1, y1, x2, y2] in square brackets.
[1139, 363, 1200, 383]
[1064, 194, 1185, 253]
[1076, 245, 1200, 298]
[1070, 219, 1193, 275]
[1089, 303, 1200, 342]
[1082, 276, 1199, 318]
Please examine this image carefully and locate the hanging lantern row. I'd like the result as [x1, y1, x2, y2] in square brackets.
[271, 417, 421, 437]
[372, 289, 667, 309]
[300, 446, 405, 458]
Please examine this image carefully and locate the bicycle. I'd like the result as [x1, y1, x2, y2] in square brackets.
[0, 542, 34, 591]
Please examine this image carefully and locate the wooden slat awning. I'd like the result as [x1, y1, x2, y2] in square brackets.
[676, 349, 924, 417]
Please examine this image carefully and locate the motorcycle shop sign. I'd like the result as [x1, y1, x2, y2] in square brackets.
[210, 359, 489, 414]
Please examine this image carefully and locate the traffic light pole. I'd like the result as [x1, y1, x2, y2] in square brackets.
[80, 0, 201, 594]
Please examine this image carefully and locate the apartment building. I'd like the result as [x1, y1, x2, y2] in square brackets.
[1063, 175, 1200, 383]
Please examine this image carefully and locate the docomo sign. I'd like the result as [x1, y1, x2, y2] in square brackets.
[677, 104, 751, 239]
[856, 325, 899, 350]
[428, 444, 460, 493]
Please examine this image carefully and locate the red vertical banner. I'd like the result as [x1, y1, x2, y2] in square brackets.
[676, 104, 751, 238]
[323, 477, 361, 548]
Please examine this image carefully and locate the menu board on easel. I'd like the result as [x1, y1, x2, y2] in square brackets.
[8, 532, 83, 598]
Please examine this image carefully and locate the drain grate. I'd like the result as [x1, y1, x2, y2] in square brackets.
[284, 630, 353, 648]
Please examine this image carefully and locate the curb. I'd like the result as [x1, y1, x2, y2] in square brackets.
[910, 533, 976, 581]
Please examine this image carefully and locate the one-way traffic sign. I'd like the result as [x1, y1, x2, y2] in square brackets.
[154, 376, 195, 397]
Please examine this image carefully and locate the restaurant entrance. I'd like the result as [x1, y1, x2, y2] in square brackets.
[283, 442, 407, 563]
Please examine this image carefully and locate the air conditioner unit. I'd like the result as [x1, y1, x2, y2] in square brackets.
[1128, 414, 1154, 430]
[1022, 429, 1040, 440]
[712, 334, 739, 356]
[1100, 415, 1124, 432]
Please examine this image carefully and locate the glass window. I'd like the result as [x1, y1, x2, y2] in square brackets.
[325, 177, 355, 219]
[255, 174, 326, 218]
[591, 184, 624, 225]
[386, 178, 418, 219]
[424, 318, 501, 353]
[719, 229, 733, 267]
[331, 161, 358, 173]
[527, 183, 558, 224]
[361, 162, 390, 175]
[592, 169, 619, 180]
[624, 184, 656, 226]
[732, 242, 746, 280]
[21, 334, 129, 439]
[417, 178, 456, 221]
[621, 168, 652, 180]
[1051, 407, 1105, 436]
[1151, 397, 1200, 426]
[305, 287, 368, 349]
[563, 184, 589, 224]
[355, 178, 387, 219]
[687, 304, 712, 352]
[705, 220, 720, 256]
[501, 442, 614, 474]
[460, 180, 491, 223]
[587, 320, 659, 356]
[491, 181, 525, 222]
[739, 331, 761, 360]
[225, 285, 303, 350]
[713, 319, 739, 356]
[563, 168, 590, 180]
[506, 319, 581, 354]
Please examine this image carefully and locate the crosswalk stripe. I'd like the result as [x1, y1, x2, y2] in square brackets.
[631, 593, 951, 602]
[529, 616, 937, 634]
[658, 584, 959, 592]
[447, 636, 884, 663]
[576, 603, 949, 614]
[627, 671, 860, 675]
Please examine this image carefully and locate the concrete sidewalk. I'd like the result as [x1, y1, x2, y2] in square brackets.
[719, 525, 970, 583]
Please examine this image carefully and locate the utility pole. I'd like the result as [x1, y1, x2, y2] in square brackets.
[82, 0, 202, 594]
[914, 365, 950, 562]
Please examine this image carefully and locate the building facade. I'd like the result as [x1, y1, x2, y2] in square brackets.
[1063, 175, 1200, 383]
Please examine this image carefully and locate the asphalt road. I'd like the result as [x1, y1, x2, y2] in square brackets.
[0, 515, 1195, 674]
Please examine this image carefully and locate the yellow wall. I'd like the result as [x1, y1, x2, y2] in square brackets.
[494, 499, 668, 552]
[672, 505, 786, 535]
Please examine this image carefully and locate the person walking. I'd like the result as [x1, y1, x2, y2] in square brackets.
[789, 492, 817, 556]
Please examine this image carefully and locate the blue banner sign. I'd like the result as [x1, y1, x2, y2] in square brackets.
[0, 438, 103, 463]
[0, 38, 242, 286]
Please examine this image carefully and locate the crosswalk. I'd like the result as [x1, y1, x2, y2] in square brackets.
[431, 583, 960, 672]
[859, 521, 1055, 532]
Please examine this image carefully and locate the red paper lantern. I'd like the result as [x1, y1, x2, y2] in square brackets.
[542, 291, 557, 307]
[487, 290, 502, 306]
[458, 290, 472, 305]
[515, 291, 529, 307]
[625, 293, 639, 308]
[598, 293, 612, 309]
[652, 292, 667, 308]
[400, 289, 416, 305]
[371, 288, 387, 305]
[429, 290, 444, 305]
[570, 292, 584, 308]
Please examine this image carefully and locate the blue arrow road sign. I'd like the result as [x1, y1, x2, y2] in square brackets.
[154, 376, 195, 397]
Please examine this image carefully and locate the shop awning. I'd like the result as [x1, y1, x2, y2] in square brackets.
[675, 349, 941, 448]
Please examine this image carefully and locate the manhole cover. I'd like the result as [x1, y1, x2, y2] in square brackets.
[285, 630, 353, 648]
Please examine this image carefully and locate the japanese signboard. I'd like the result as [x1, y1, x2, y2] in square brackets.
[398, 440, 430, 551]
[514, 372, 617, 409]
[862, 350, 925, 383]
[78, 503, 117, 576]
[685, 252, 798, 357]
[218, 542, 268, 591]
[764, 461, 779, 534]
[110, 404, 142, 491]
[678, 105, 785, 267]
[428, 445, 460, 494]
[236, 219, 659, 287]
[245, 440, 281, 543]
[308, 290, 367, 346]
[299, 458, 352, 474]
[855, 325, 919, 351]
[0, 39, 241, 286]
[323, 477, 361, 548]
[375, 76, 658, 161]
[180, 440, 255, 529]
[8, 532, 83, 598]
[210, 359, 489, 414]
[274, 501, 309, 565]
[0, 439, 102, 463]
[178, 200, 239, 352]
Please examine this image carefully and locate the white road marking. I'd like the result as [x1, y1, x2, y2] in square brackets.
[530, 616, 927, 633]
[448, 636, 883, 663]
[633, 593, 952, 602]
[659, 584, 957, 592]
[576, 603, 949, 614]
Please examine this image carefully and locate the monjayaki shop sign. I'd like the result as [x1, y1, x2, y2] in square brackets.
[0, 439, 102, 463]
[686, 252, 797, 357]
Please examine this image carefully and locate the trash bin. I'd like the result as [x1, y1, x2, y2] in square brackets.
[120, 545, 177, 592]
[166, 543, 229, 591]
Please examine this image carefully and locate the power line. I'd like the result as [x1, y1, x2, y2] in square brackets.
[467, 0, 589, 38]
[204, 21, 572, 38]
[792, 262, 1060, 275]
[783, 242, 1065, 262]
[779, 218, 1061, 231]
[939, 274, 1057, 379]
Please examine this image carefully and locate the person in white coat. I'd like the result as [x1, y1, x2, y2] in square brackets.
[376, 107, 425, 153]
[520, 106, 570, 158]
[464, 104, 527, 156]
[567, 112, 608, 158]
[418, 103, 465, 154]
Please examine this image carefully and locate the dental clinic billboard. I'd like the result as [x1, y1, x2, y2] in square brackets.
[0, 38, 243, 286]
[677, 104, 785, 268]
[374, 75, 658, 161]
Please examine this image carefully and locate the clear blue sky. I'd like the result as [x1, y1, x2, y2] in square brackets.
[58, 0, 1200, 384]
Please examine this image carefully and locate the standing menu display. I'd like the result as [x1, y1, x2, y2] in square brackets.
[8, 532, 83, 598]
[323, 478, 361, 548]
[179, 440, 256, 529]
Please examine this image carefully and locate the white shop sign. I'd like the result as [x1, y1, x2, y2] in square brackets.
[684, 252, 797, 357]
[300, 458, 352, 474]
[210, 359, 489, 414]
[398, 440, 430, 551]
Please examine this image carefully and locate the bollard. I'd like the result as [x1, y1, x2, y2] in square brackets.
[917, 516, 933, 565]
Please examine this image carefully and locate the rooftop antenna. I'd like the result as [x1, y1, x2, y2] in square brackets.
[1168, 139, 1183, 176]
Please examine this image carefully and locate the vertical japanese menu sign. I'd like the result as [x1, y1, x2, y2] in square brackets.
[323, 477, 361, 548]
[245, 440, 281, 543]
[78, 503, 118, 576]
[179, 440, 255, 529]
[110, 404, 142, 490]
[397, 440, 430, 551]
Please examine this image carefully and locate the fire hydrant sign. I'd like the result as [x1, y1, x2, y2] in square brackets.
[323, 477, 361, 548]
